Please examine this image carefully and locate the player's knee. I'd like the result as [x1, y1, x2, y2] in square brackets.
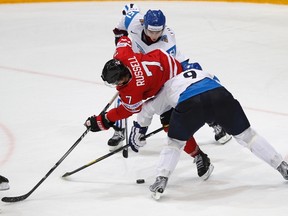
[167, 137, 186, 150]
[234, 127, 256, 149]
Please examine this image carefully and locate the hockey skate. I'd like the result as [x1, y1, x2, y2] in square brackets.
[149, 176, 168, 200]
[194, 152, 214, 180]
[209, 123, 232, 144]
[108, 128, 125, 152]
[277, 161, 288, 180]
[0, 175, 9, 191]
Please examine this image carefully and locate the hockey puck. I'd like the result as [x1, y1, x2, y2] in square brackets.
[136, 179, 145, 184]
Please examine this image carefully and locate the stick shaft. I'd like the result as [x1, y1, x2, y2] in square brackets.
[62, 127, 164, 178]
[1, 129, 90, 203]
[1, 92, 119, 203]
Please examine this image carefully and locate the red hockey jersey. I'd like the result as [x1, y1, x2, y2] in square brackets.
[106, 36, 182, 122]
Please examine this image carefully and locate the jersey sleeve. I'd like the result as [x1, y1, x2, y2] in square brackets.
[113, 11, 141, 32]
[113, 16, 128, 45]
[113, 11, 140, 45]
[106, 105, 133, 122]
[106, 89, 144, 122]
[165, 27, 188, 63]
[113, 36, 135, 65]
[114, 16, 126, 31]
[137, 88, 173, 127]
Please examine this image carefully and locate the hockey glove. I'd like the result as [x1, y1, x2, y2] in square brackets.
[160, 108, 174, 132]
[113, 28, 128, 45]
[181, 59, 202, 71]
[85, 113, 114, 132]
[129, 121, 148, 153]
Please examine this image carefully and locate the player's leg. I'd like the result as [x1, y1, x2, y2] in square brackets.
[234, 127, 287, 179]
[184, 137, 214, 180]
[160, 109, 214, 180]
[150, 98, 206, 199]
[207, 122, 232, 144]
[107, 97, 126, 151]
[213, 88, 288, 180]
[149, 138, 184, 200]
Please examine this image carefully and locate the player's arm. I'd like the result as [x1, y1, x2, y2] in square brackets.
[130, 87, 173, 153]
[113, 26, 129, 46]
[114, 36, 136, 64]
[113, 4, 140, 45]
[106, 103, 137, 123]
[137, 88, 173, 128]
[166, 27, 202, 71]
[85, 100, 142, 133]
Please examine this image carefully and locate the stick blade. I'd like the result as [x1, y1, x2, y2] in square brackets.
[2, 194, 29, 203]
[61, 172, 70, 178]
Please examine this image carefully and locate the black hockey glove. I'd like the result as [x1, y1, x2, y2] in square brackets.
[160, 108, 174, 132]
[113, 28, 128, 45]
[85, 113, 114, 132]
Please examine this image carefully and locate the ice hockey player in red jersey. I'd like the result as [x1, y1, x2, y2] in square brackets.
[85, 36, 213, 180]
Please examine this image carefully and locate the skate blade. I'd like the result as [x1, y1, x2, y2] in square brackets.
[0, 183, 10, 191]
[201, 164, 214, 181]
[108, 142, 123, 152]
[151, 191, 162, 200]
[151, 188, 164, 200]
[218, 134, 232, 144]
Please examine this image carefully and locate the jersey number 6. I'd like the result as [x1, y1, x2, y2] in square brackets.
[183, 70, 197, 79]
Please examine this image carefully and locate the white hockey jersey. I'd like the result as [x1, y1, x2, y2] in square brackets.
[114, 11, 188, 63]
[137, 69, 222, 127]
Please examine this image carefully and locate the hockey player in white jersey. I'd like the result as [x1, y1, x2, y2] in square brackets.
[108, 4, 231, 151]
[130, 68, 288, 199]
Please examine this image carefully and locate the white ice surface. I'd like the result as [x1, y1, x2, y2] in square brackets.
[0, 1, 288, 216]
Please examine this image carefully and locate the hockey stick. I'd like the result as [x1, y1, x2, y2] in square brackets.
[100, 92, 119, 115]
[62, 126, 164, 178]
[1, 129, 90, 203]
[122, 118, 129, 158]
[1, 92, 118, 203]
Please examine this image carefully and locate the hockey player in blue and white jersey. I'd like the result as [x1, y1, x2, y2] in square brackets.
[130, 68, 288, 199]
[113, 6, 192, 65]
[108, 4, 231, 151]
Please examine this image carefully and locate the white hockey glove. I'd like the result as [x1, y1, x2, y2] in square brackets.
[129, 121, 148, 153]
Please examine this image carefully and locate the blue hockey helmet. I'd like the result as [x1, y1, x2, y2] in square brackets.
[144, 10, 166, 32]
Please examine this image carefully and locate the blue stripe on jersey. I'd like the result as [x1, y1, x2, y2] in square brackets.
[124, 11, 139, 29]
[135, 41, 146, 54]
[178, 78, 222, 104]
[166, 45, 177, 58]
